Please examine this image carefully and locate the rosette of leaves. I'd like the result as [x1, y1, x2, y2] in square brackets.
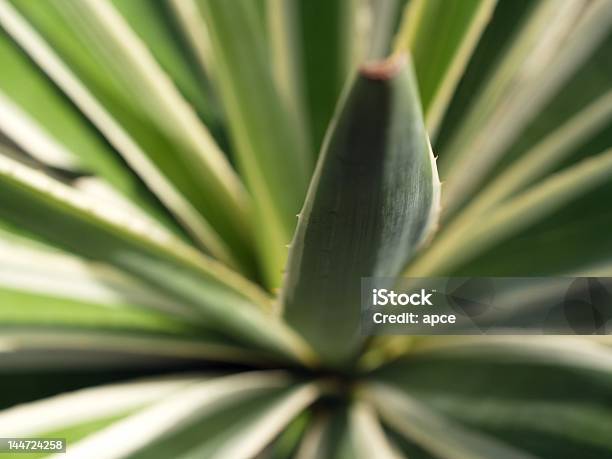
[0, 0, 611, 458]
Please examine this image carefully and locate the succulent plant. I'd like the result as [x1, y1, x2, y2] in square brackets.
[0, 0, 611, 457]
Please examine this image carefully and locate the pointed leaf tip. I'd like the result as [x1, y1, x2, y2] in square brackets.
[360, 53, 408, 80]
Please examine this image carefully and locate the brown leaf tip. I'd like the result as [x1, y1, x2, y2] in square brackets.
[360, 53, 407, 80]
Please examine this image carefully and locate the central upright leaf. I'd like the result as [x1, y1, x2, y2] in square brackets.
[281, 54, 440, 366]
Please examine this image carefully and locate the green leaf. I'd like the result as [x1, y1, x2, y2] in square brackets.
[294, 410, 354, 459]
[409, 336, 612, 375]
[0, 27, 177, 232]
[0, 151, 268, 305]
[0, 153, 318, 364]
[168, 0, 215, 85]
[382, 426, 445, 459]
[406, 147, 612, 276]
[2, 0, 254, 269]
[408, 87, 612, 277]
[268, 0, 356, 153]
[451, 179, 612, 276]
[60, 372, 318, 459]
[0, 329, 264, 369]
[365, 383, 536, 459]
[177, 383, 319, 459]
[0, 375, 201, 437]
[449, 90, 612, 231]
[196, 0, 313, 287]
[293, 415, 330, 459]
[0, 288, 195, 335]
[371, 337, 612, 458]
[115, 252, 316, 365]
[434, 0, 534, 154]
[109, 0, 221, 131]
[0, 236, 197, 319]
[0, 241, 257, 364]
[349, 401, 405, 459]
[484, 30, 612, 185]
[282, 55, 440, 366]
[366, 0, 403, 61]
[439, 0, 612, 214]
[15, 415, 128, 459]
[259, 411, 310, 459]
[299, 0, 357, 153]
[394, 0, 497, 137]
[0, 90, 76, 171]
[432, 398, 612, 457]
[266, 0, 310, 150]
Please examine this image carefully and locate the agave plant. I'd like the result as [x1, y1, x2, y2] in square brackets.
[0, 0, 611, 457]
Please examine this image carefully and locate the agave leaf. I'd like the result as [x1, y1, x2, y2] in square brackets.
[301, 0, 357, 152]
[0, 28, 177, 231]
[407, 90, 612, 277]
[451, 90, 612, 228]
[131, 391, 308, 459]
[2, 0, 254, 269]
[2, 394, 150, 459]
[366, 0, 402, 61]
[349, 401, 405, 459]
[0, 152, 269, 308]
[381, 428, 444, 458]
[372, 338, 612, 457]
[450, 181, 612, 277]
[577, 261, 612, 277]
[433, 0, 534, 153]
[282, 55, 440, 366]
[0, 1, 253, 269]
[295, 411, 354, 459]
[440, 0, 612, 214]
[46, 0, 243, 203]
[407, 147, 612, 276]
[0, 240, 238, 353]
[115, 252, 316, 365]
[430, 398, 612, 455]
[26, 415, 128, 459]
[0, 287, 197, 335]
[257, 412, 310, 459]
[294, 415, 329, 459]
[449, 145, 612, 277]
[394, 0, 497, 137]
[59, 372, 314, 459]
[0, 369, 187, 410]
[0, 237, 196, 318]
[0, 329, 266, 369]
[177, 383, 319, 459]
[168, 0, 215, 83]
[109, 0, 220, 129]
[365, 383, 536, 459]
[441, 48, 612, 286]
[196, 0, 313, 287]
[410, 336, 612, 374]
[0, 375, 203, 436]
[0, 153, 319, 363]
[0, 91, 77, 171]
[266, 0, 311, 149]
[268, 0, 356, 153]
[438, 0, 582, 177]
[486, 31, 612, 182]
